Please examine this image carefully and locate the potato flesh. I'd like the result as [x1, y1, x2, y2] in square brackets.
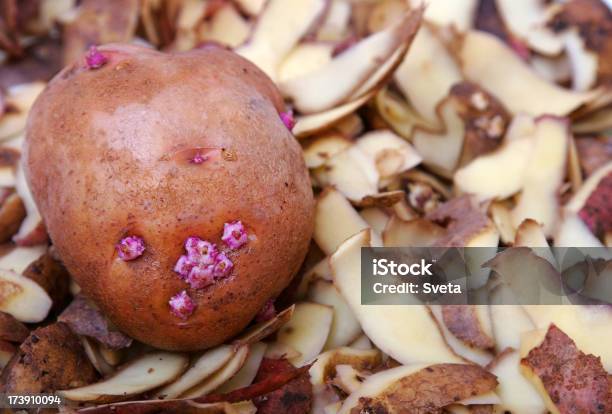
[277, 302, 334, 367]
[460, 31, 595, 116]
[0, 269, 52, 323]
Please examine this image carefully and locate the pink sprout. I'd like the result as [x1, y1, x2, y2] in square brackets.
[213, 252, 233, 279]
[85, 46, 108, 69]
[169, 290, 196, 319]
[173, 255, 196, 279]
[116, 236, 145, 261]
[190, 153, 208, 164]
[280, 110, 295, 132]
[221, 221, 248, 250]
[255, 299, 276, 322]
[185, 237, 218, 264]
[186, 264, 215, 289]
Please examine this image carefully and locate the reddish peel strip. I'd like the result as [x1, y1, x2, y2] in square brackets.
[199, 359, 311, 404]
[578, 172, 612, 238]
[521, 324, 610, 414]
[116, 236, 145, 261]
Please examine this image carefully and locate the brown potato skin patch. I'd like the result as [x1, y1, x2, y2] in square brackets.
[253, 358, 313, 414]
[24, 45, 314, 351]
[426, 196, 490, 247]
[548, 0, 612, 86]
[441, 305, 495, 350]
[0, 311, 29, 343]
[23, 252, 71, 315]
[321, 351, 382, 383]
[575, 136, 612, 178]
[450, 82, 510, 166]
[0, 322, 97, 394]
[61, 0, 140, 65]
[59, 295, 133, 349]
[521, 324, 610, 414]
[578, 172, 612, 238]
[351, 363, 498, 414]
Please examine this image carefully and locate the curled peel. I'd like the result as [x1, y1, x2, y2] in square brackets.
[460, 31, 598, 116]
[281, 7, 423, 114]
[338, 363, 498, 414]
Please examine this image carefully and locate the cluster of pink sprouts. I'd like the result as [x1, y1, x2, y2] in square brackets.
[169, 221, 248, 319]
[115, 222, 249, 320]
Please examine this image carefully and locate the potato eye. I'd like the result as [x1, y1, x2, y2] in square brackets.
[168, 290, 195, 319]
[116, 236, 145, 261]
[221, 221, 248, 250]
[85, 46, 108, 70]
[280, 110, 295, 131]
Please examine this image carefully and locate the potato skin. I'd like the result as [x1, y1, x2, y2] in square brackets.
[23, 252, 72, 315]
[0, 322, 97, 394]
[24, 44, 314, 351]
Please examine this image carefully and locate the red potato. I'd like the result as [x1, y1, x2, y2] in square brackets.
[24, 44, 314, 351]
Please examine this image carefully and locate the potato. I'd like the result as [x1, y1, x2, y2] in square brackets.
[0, 322, 97, 394]
[24, 44, 314, 351]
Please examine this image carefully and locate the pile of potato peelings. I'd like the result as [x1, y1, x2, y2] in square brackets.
[0, 0, 610, 413]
